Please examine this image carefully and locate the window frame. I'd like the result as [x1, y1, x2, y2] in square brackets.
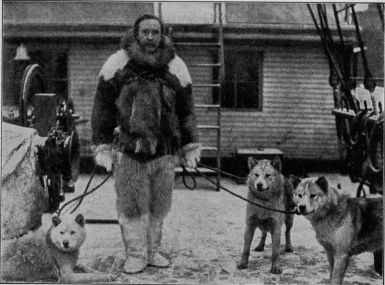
[27, 45, 69, 102]
[221, 46, 264, 112]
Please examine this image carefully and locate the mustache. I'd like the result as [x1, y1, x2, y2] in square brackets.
[143, 42, 157, 46]
[144, 43, 157, 47]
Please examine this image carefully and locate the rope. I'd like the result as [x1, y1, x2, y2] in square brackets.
[57, 168, 113, 216]
[181, 162, 247, 190]
[68, 166, 97, 214]
[181, 163, 298, 215]
[351, 5, 376, 93]
[308, 4, 358, 112]
[318, 4, 346, 76]
[181, 165, 196, 190]
[332, 4, 346, 49]
[308, 5, 340, 80]
[198, 162, 247, 182]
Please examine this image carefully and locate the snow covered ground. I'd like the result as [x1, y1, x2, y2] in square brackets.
[63, 171, 383, 284]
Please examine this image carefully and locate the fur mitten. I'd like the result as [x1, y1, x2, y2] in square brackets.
[93, 144, 114, 172]
[180, 143, 201, 169]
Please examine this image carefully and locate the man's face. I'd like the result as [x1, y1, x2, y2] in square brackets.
[138, 19, 161, 53]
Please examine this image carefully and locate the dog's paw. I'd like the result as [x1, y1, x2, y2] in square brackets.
[236, 261, 248, 270]
[254, 245, 264, 252]
[285, 245, 293, 253]
[270, 265, 282, 274]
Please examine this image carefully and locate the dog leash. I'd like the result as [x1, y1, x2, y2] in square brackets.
[59, 162, 297, 216]
[181, 162, 247, 190]
[57, 166, 113, 216]
[184, 163, 298, 215]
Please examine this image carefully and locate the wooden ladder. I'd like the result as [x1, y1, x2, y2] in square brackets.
[164, 3, 224, 191]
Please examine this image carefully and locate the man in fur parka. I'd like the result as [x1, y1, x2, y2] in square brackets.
[91, 14, 201, 274]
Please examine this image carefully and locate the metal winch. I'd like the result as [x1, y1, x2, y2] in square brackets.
[18, 64, 82, 212]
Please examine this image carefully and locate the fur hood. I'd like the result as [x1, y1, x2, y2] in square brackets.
[121, 29, 175, 69]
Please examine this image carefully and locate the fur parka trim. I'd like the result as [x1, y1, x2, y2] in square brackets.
[99, 29, 191, 88]
[127, 35, 175, 70]
[168, 56, 192, 88]
[99, 49, 130, 81]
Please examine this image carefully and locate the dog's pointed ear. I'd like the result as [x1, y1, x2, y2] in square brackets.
[248, 157, 258, 170]
[75, 214, 85, 227]
[271, 156, 282, 172]
[316, 176, 328, 193]
[289, 175, 301, 189]
[52, 216, 61, 227]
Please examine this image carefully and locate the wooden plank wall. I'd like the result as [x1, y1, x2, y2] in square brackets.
[261, 46, 338, 160]
[220, 45, 338, 160]
[70, 43, 339, 160]
[69, 43, 118, 155]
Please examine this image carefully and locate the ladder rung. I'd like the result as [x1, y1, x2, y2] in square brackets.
[195, 104, 220, 108]
[188, 63, 221, 68]
[198, 124, 220, 129]
[175, 42, 221, 47]
[193, 83, 221, 88]
[201, 146, 218, 151]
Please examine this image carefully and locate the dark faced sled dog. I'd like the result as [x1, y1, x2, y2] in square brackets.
[291, 176, 383, 285]
[237, 157, 295, 274]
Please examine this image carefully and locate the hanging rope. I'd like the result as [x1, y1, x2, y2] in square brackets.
[332, 4, 346, 49]
[318, 4, 346, 76]
[351, 5, 376, 94]
[332, 4, 355, 90]
[308, 4, 358, 112]
[308, 5, 342, 82]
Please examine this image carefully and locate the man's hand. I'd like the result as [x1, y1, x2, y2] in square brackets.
[180, 143, 201, 169]
[93, 144, 114, 172]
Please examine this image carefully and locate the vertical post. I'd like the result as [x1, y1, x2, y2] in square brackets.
[217, 2, 224, 191]
[157, 2, 163, 21]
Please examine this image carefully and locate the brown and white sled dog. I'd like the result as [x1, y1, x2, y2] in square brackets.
[237, 157, 295, 274]
[291, 176, 383, 285]
[1, 213, 116, 283]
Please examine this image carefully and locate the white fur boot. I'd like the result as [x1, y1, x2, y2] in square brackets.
[148, 216, 170, 268]
[119, 214, 149, 274]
